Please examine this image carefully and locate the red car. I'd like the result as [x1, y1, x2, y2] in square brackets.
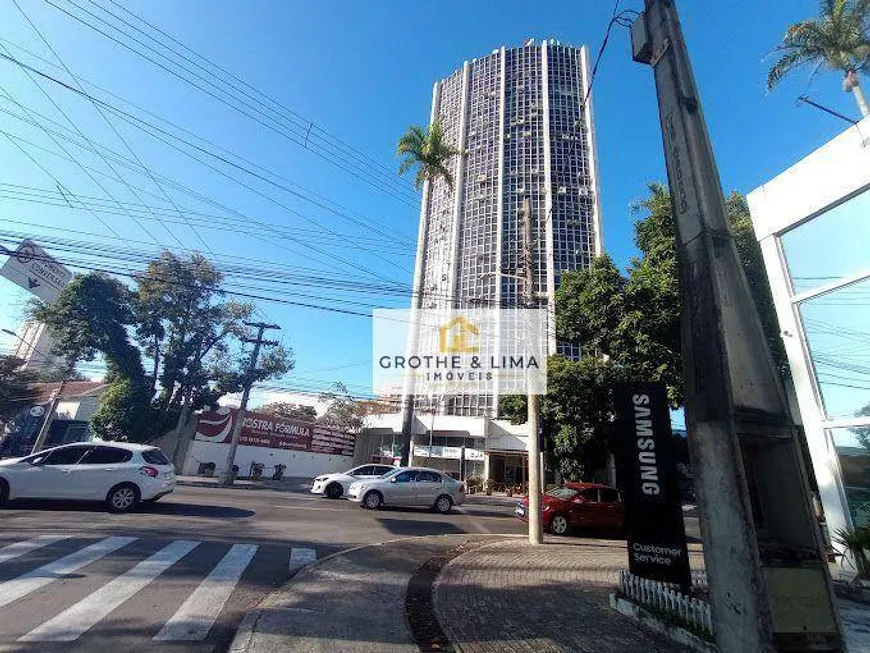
[515, 482, 625, 535]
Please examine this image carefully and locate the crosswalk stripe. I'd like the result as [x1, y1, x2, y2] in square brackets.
[0, 535, 70, 564]
[0, 536, 136, 608]
[153, 543, 258, 642]
[289, 547, 316, 572]
[19, 540, 200, 642]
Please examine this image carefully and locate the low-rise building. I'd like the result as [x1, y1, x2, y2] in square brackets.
[748, 114, 870, 547]
[0, 381, 107, 457]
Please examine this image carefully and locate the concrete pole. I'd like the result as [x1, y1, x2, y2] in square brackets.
[219, 322, 279, 486]
[31, 375, 67, 453]
[632, 3, 842, 651]
[523, 197, 543, 545]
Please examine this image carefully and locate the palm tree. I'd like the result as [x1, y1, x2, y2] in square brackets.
[397, 120, 460, 190]
[767, 0, 870, 117]
[395, 119, 459, 466]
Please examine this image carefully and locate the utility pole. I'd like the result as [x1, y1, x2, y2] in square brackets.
[632, 3, 842, 652]
[31, 370, 70, 453]
[522, 197, 543, 546]
[219, 322, 280, 486]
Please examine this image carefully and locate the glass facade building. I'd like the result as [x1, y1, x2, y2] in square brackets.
[409, 39, 603, 417]
[748, 117, 870, 561]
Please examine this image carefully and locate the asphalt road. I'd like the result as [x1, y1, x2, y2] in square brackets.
[0, 486, 702, 653]
[0, 486, 527, 653]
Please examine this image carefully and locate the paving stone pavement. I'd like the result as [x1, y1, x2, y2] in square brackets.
[434, 537, 703, 653]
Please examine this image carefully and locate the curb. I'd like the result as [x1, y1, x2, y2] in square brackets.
[175, 480, 266, 491]
[609, 594, 718, 653]
[228, 532, 524, 653]
[175, 479, 312, 493]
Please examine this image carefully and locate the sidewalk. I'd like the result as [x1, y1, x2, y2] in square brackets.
[435, 538, 699, 652]
[232, 531, 870, 653]
[175, 474, 312, 492]
[232, 535, 691, 653]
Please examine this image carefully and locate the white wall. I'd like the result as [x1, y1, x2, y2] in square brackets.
[361, 413, 531, 453]
[363, 412, 489, 437]
[56, 397, 99, 422]
[487, 418, 530, 452]
[182, 439, 353, 478]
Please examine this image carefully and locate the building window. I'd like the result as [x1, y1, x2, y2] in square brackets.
[781, 187, 870, 294]
[829, 427, 870, 527]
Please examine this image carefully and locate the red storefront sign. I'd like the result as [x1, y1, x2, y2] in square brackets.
[195, 407, 355, 457]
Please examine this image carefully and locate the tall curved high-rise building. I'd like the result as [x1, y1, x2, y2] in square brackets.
[410, 39, 604, 417]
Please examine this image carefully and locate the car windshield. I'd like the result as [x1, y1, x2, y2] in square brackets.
[546, 487, 579, 501]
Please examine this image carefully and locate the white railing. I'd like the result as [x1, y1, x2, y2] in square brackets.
[618, 569, 713, 636]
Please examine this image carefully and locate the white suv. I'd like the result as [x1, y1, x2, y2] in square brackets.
[311, 464, 396, 499]
[0, 441, 176, 513]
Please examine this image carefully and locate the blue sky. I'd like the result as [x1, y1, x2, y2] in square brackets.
[0, 0, 864, 410]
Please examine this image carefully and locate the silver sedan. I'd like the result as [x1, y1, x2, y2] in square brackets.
[347, 467, 465, 514]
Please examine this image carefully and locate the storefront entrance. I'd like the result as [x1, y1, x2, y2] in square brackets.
[488, 452, 528, 488]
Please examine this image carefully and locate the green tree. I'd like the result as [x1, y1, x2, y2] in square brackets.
[32, 273, 136, 369]
[854, 402, 870, 451]
[134, 251, 254, 432]
[510, 184, 787, 476]
[767, 0, 870, 117]
[89, 372, 152, 442]
[32, 261, 293, 441]
[33, 273, 151, 441]
[0, 355, 38, 422]
[397, 120, 460, 190]
[257, 402, 317, 421]
[318, 382, 369, 432]
[500, 356, 623, 479]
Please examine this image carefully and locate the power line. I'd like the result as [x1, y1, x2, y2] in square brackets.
[0, 65, 413, 278]
[0, 185, 414, 255]
[0, 47, 176, 251]
[12, 0, 214, 254]
[44, 0, 419, 206]
[0, 123, 409, 285]
[100, 0, 410, 192]
[0, 33, 418, 246]
[0, 247, 451, 327]
[0, 112, 132, 249]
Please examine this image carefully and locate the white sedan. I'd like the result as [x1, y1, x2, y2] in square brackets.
[347, 467, 465, 513]
[311, 463, 396, 499]
[0, 441, 176, 513]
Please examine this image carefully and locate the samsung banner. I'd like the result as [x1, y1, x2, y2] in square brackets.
[614, 382, 691, 590]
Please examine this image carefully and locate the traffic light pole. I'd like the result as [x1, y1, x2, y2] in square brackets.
[632, 2, 842, 651]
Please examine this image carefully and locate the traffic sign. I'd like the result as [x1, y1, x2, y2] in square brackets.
[0, 239, 71, 303]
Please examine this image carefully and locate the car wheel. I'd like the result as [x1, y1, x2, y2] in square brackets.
[363, 491, 383, 510]
[106, 483, 140, 513]
[0, 479, 8, 507]
[549, 514, 569, 536]
[434, 494, 453, 514]
[325, 482, 344, 500]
